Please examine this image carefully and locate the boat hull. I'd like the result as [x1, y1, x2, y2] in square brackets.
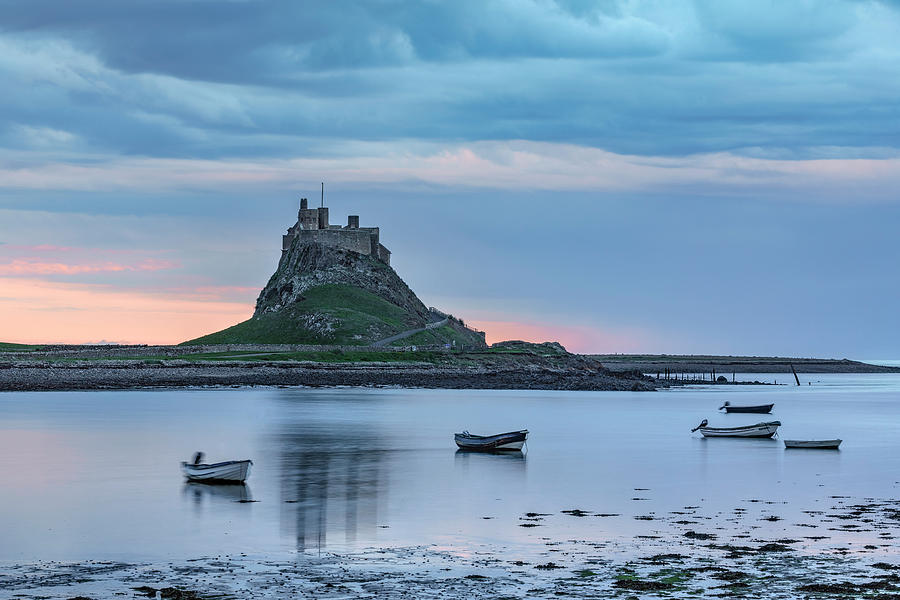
[181, 460, 252, 483]
[455, 430, 528, 451]
[722, 404, 774, 414]
[699, 421, 781, 438]
[784, 439, 842, 449]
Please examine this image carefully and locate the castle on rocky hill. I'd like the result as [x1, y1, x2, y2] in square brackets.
[282, 198, 391, 265]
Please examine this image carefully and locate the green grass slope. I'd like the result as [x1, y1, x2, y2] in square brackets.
[389, 324, 480, 348]
[0, 342, 40, 351]
[182, 284, 418, 346]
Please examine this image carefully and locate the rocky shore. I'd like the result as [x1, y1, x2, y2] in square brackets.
[0, 356, 656, 392]
[4, 493, 898, 599]
[1, 343, 801, 393]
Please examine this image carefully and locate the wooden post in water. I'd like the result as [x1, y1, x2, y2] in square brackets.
[790, 363, 800, 386]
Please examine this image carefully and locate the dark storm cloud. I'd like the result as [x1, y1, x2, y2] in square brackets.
[0, 0, 898, 158]
[0, 0, 667, 82]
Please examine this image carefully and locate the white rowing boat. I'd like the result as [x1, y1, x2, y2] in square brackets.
[181, 452, 252, 483]
[691, 419, 781, 438]
[784, 439, 842, 449]
[454, 430, 528, 451]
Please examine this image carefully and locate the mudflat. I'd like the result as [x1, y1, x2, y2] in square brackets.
[3, 495, 899, 599]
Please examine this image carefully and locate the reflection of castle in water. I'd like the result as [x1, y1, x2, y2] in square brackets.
[277, 425, 386, 552]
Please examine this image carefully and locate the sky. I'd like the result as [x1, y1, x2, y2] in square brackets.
[0, 0, 898, 357]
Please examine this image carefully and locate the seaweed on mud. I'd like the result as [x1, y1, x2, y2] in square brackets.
[131, 587, 206, 600]
[797, 582, 861, 594]
[756, 543, 792, 553]
[651, 568, 694, 585]
[683, 530, 717, 540]
[707, 543, 755, 558]
[561, 509, 591, 517]
[711, 570, 749, 582]
[160, 587, 204, 599]
[642, 554, 688, 564]
[613, 578, 674, 591]
[534, 562, 564, 570]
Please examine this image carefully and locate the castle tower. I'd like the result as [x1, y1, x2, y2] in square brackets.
[281, 195, 390, 265]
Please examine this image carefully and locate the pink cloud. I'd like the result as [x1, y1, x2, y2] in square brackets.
[0, 257, 178, 276]
[468, 319, 651, 354]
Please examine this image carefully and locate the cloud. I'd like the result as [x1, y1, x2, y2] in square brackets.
[692, 0, 857, 61]
[0, 244, 180, 277]
[0, 2, 897, 160]
[0, 0, 669, 77]
[1, 141, 898, 202]
[0, 257, 177, 276]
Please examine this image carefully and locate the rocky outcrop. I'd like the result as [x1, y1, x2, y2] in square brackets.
[255, 240, 431, 326]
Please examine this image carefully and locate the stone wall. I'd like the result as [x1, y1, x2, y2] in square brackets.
[281, 205, 390, 265]
[376, 243, 391, 264]
[293, 229, 374, 256]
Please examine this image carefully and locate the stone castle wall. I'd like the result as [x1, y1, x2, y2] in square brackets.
[282, 200, 390, 265]
[285, 229, 373, 256]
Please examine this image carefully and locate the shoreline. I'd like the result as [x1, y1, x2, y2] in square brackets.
[594, 354, 900, 374]
[0, 360, 659, 392]
[4, 493, 898, 599]
[2, 344, 888, 392]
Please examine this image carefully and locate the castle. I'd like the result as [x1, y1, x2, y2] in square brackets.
[282, 198, 391, 265]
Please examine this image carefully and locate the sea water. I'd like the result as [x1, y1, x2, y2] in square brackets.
[1, 374, 898, 562]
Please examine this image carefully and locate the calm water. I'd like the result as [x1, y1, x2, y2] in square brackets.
[1, 374, 898, 562]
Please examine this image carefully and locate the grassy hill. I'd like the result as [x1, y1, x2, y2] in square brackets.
[185, 239, 487, 349]
[183, 284, 416, 346]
